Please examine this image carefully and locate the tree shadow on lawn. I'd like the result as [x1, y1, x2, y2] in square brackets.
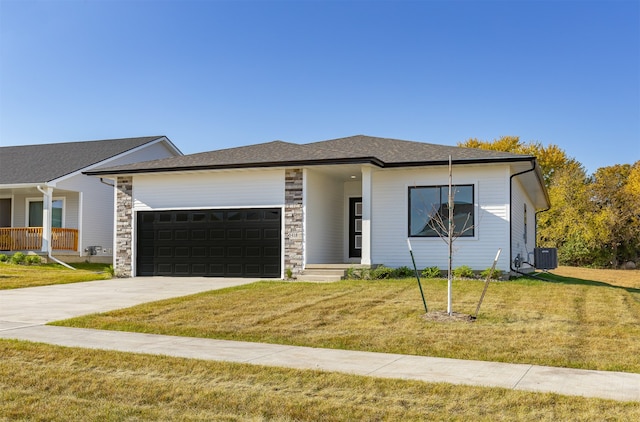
[533, 272, 640, 295]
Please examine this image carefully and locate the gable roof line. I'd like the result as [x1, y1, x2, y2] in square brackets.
[0, 135, 175, 185]
[52, 136, 180, 184]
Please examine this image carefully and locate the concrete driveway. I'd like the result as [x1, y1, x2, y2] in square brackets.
[0, 277, 258, 325]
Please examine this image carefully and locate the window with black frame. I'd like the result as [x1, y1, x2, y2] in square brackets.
[408, 185, 474, 237]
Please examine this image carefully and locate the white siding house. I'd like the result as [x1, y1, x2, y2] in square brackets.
[87, 135, 550, 278]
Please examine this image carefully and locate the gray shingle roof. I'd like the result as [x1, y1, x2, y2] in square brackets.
[85, 135, 533, 176]
[0, 136, 167, 184]
[307, 135, 530, 165]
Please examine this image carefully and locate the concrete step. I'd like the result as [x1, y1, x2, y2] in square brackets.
[297, 264, 373, 282]
[297, 274, 344, 282]
[305, 263, 369, 270]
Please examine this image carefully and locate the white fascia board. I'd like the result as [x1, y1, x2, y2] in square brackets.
[50, 136, 182, 185]
[0, 182, 56, 190]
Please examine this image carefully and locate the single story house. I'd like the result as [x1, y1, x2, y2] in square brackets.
[86, 135, 550, 278]
[0, 136, 181, 263]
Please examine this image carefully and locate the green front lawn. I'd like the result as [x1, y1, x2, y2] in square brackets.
[56, 270, 640, 373]
[0, 262, 112, 289]
[2, 340, 638, 420]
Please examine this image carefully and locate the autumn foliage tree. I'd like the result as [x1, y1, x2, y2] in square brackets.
[459, 136, 640, 268]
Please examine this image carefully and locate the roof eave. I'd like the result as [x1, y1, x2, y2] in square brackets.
[84, 157, 386, 176]
[382, 156, 535, 168]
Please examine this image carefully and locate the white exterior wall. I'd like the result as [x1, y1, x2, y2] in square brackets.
[511, 176, 537, 271]
[370, 165, 512, 272]
[11, 193, 28, 227]
[305, 169, 343, 264]
[132, 169, 285, 210]
[56, 140, 179, 255]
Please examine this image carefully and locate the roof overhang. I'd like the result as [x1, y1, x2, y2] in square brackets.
[510, 159, 550, 210]
[84, 155, 538, 177]
[84, 156, 385, 177]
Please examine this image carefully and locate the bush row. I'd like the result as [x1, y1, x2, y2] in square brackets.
[344, 264, 503, 280]
[0, 252, 42, 265]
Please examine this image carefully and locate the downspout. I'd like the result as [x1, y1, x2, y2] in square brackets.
[100, 178, 115, 187]
[509, 160, 543, 277]
[36, 185, 75, 270]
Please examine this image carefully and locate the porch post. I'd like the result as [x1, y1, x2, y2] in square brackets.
[361, 166, 372, 266]
[39, 186, 53, 253]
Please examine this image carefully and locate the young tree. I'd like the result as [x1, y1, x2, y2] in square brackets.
[416, 156, 474, 315]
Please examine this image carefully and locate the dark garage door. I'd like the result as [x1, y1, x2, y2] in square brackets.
[136, 208, 281, 277]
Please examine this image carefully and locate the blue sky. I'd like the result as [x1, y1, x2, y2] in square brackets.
[1, 0, 638, 175]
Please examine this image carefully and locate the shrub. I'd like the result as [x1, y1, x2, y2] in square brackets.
[25, 255, 42, 265]
[345, 266, 369, 280]
[421, 266, 441, 278]
[345, 266, 359, 279]
[104, 265, 115, 278]
[392, 266, 414, 278]
[453, 265, 474, 278]
[370, 266, 394, 279]
[0, 254, 8, 262]
[480, 267, 503, 280]
[10, 252, 26, 265]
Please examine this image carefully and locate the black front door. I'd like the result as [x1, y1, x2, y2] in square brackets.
[349, 197, 362, 258]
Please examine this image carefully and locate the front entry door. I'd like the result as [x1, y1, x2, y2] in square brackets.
[349, 197, 362, 258]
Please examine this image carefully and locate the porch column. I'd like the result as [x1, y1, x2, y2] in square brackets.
[361, 166, 372, 266]
[39, 186, 53, 253]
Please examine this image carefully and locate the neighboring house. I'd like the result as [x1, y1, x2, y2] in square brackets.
[86, 135, 550, 278]
[0, 136, 182, 263]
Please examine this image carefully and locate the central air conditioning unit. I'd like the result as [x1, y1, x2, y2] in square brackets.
[534, 248, 558, 270]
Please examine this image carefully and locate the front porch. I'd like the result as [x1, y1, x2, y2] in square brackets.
[0, 227, 78, 252]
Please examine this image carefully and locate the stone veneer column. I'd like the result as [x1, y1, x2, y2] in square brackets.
[115, 176, 133, 278]
[284, 168, 304, 276]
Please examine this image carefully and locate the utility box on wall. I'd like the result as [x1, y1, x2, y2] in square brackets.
[534, 248, 558, 270]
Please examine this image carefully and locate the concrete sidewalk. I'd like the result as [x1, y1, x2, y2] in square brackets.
[1, 278, 639, 402]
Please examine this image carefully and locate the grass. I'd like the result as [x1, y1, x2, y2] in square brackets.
[1, 339, 638, 421]
[0, 262, 112, 289]
[55, 266, 640, 373]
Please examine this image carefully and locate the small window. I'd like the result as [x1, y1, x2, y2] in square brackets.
[28, 199, 63, 228]
[159, 213, 172, 222]
[175, 213, 189, 222]
[192, 213, 206, 222]
[524, 203, 528, 244]
[246, 211, 261, 221]
[142, 213, 155, 223]
[228, 211, 242, 221]
[409, 185, 474, 237]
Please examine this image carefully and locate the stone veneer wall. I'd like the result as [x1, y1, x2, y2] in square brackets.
[115, 176, 133, 278]
[284, 168, 304, 276]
